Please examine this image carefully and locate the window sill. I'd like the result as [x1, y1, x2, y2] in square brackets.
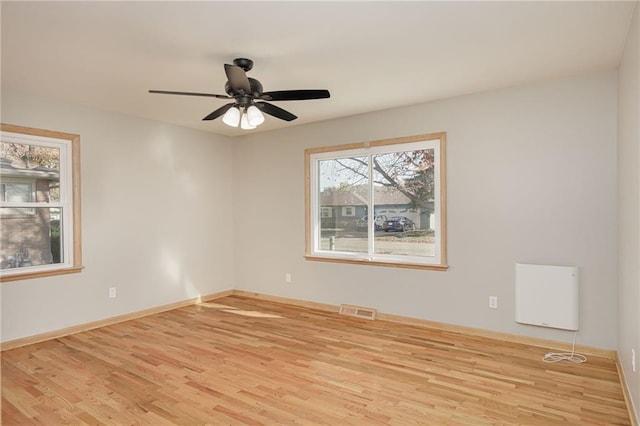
[304, 255, 448, 271]
[0, 266, 83, 283]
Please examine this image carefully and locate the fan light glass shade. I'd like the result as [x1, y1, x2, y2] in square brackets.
[240, 113, 256, 130]
[246, 105, 265, 126]
[222, 106, 241, 127]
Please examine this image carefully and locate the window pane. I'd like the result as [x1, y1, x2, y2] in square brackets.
[0, 142, 60, 203]
[373, 149, 435, 258]
[318, 157, 369, 253]
[0, 207, 63, 269]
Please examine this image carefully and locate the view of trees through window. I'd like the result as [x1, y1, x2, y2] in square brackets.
[308, 133, 446, 268]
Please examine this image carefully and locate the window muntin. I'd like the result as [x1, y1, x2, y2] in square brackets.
[306, 133, 446, 269]
[0, 124, 81, 281]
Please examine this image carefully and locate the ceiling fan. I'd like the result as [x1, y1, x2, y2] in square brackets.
[149, 58, 330, 129]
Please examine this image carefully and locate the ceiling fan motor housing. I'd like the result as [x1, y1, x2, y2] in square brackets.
[224, 78, 263, 99]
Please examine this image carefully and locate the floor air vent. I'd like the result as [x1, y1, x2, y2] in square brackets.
[339, 304, 377, 320]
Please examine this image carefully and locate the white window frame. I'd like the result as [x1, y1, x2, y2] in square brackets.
[0, 124, 82, 282]
[305, 133, 447, 270]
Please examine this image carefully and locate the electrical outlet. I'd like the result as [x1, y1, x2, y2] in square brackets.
[285, 273, 292, 284]
[489, 296, 498, 309]
[109, 287, 117, 298]
[633, 348, 636, 373]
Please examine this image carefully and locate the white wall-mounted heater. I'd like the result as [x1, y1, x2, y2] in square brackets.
[515, 263, 579, 331]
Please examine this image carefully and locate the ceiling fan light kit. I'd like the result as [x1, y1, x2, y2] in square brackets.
[240, 112, 256, 130]
[222, 104, 265, 129]
[246, 105, 265, 126]
[149, 57, 330, 130]
[222, 106, 241, 127]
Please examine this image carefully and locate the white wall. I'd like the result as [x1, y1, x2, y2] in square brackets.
[1, 72, 620, 353]
[1, 89, 235, 342]
[233, 72, 618, 349]
[617, 3, 640, 422]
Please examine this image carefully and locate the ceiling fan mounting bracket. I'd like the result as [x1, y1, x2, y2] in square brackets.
[233, 58, 253, 72]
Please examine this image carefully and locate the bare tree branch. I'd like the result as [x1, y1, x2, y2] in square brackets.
[372, 156, 429, 209]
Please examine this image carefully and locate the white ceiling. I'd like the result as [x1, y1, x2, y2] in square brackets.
[1, 1, 636, 137]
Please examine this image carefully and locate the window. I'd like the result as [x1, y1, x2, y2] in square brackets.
[320, 207, 333, 218]
[341, 206, 355, 217]
[305, 133, 447, 270]
[0, 124, 82, 281]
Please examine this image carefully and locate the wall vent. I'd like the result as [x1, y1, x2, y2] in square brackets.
[339, 304, 377, 320]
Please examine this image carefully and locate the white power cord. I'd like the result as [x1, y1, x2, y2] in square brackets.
[542, 331, 587, 364]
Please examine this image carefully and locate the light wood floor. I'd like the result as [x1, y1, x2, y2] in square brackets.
[1, 295, 631, 425]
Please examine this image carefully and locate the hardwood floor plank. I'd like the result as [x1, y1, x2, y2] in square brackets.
[1, 295, 632, 425]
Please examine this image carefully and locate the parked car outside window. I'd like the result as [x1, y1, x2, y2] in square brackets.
[382, 216, 416, 232]
[356, 214, 387, 231]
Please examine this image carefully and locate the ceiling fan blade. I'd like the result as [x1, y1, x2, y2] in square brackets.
[149, 90, 230, 99]
[224, 64, 251, 94]
[260, 90, 330, 101]
[255, 102, 297, 122]
[202, 103, 235, 121]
